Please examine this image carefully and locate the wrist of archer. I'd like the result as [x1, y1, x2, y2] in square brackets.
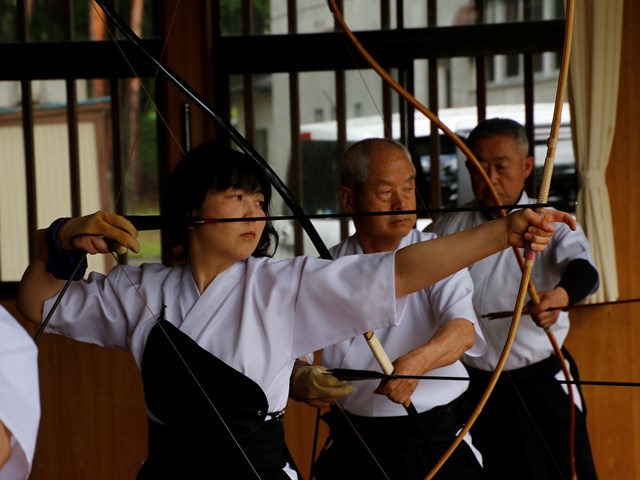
[45, 218, 87, 281]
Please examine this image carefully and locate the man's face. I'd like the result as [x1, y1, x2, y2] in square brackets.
[466, 134, 534, 208]
[341, 145, 416, 253]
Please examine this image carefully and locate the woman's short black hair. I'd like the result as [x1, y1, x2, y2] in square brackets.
[162, 141, 279, 261]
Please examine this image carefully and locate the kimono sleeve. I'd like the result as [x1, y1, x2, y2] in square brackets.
[42, 265, 155, 350]
[0, 307, 40, 480]
[287, 252, 407, 357]
[429, 268, 486, 357]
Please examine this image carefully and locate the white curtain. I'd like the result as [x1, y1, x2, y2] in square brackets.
[568, 0, 624, 303]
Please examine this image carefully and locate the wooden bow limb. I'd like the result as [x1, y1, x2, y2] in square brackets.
[324, 1, 509, 476]
[529, 1, 577, 476]
[324, 0, 533, 273]
[426, 1, 577, 477]
[325, 1, 578, 478]
[325, 0, 507, 218]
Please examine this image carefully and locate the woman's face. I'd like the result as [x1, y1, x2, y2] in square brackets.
[190, 187, 266, 268]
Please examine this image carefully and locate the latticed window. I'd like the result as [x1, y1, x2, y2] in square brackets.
[0, 0, 572, 292]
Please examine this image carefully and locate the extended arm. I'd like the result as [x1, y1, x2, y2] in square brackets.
[17, 212, 139, 325]
[393, 208, 576, 297]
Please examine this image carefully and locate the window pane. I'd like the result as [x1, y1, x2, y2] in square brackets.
[120, 78, 160, 266]
[0, 1, 159, 43]
[30, 1, 67, 42]
[0, 75, 160, 274]
[447, 0, 479, 26]
[220, 0, 272, 35]
[553, 0, 565, 19]
[298, 70, 341, 255]
[82, 0, 159, 41]
[533, 52, 544, 73]
[0, 81, 29, 280]
[506, 54, 520, 77]
[529, 0, 544, 20]
[485, 55, 496, 82]
[0, 1, 18, 42]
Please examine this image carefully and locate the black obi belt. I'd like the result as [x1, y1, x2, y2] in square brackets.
[138, 319, 290, 479]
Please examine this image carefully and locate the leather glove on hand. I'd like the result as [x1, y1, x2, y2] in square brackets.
[45, 212, 139, 281]
[289, 365, 354, 401]
[59, 211, 140, 254]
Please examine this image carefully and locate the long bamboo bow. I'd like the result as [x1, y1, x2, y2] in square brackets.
[325, 1, 578, 478]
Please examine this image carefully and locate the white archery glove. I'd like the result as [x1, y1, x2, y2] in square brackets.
[289, 364, 354, 401]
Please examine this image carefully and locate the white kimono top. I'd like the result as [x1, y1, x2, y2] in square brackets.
[428, 192, 598, 371]
[0, 306, 40, 480]
[321, 229, 487, 416]
[43, 254, 406, 414]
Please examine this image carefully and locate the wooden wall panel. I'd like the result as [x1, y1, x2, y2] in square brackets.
[30, 336, 147, 479]
[1, 301, 148, 480]
[285, 402, 328, 478]
[608, 0, 640, 303]
[566, 305, 640, 478]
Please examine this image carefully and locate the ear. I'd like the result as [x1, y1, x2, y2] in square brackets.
[464, 159, 472, 174]
[523, 155, 535, 177]
[339, 186, 355, 212]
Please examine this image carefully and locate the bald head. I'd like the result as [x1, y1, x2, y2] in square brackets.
[341, 138, 415, 190]
[339, 138, 417, 253]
